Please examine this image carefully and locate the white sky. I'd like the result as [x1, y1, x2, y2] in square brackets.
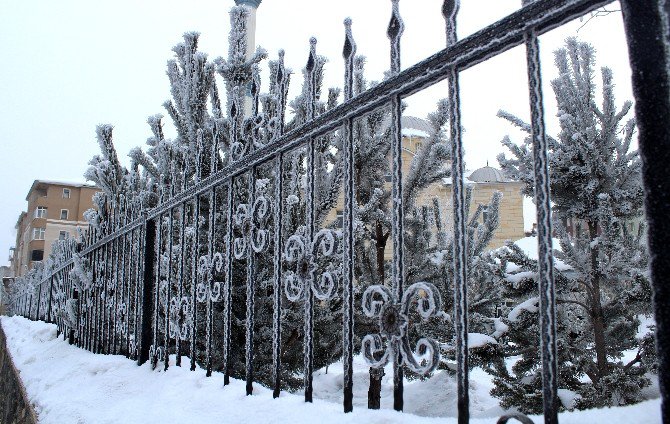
[0, 0, 631, 266]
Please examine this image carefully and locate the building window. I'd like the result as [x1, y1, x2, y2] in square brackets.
[335, 211, 344, 227]
[32, 227, 45, 240]
[35, 206, 47, 219]
[59, 231, 69, 240]
[384, 174, 392, 182]
[482, 205, 489, 223]
[63, 188, 71, 198]
[31, 249, 44, 262]
[60, 209, 69, 220]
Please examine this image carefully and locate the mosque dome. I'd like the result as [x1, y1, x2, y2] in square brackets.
[234, 0, 262, 7]
[467, 165, 509, 183]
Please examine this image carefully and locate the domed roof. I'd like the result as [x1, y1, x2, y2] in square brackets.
[467, 166, 509, 183]
[235, 0, 262, 7]
[401, 116, 432, 134]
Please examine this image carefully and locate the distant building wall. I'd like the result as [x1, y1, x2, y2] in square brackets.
[323, 119, 525, 258]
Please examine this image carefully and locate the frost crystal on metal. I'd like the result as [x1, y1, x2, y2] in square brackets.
[283, 228, 341, 302]
[196, 253, 224, 302]
[233, 190, 272, 259]
[361, 282, 442, 375]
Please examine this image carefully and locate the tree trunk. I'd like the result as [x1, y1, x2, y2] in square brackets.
[368, 367, 385, 409]
[588, 222, 609, 381]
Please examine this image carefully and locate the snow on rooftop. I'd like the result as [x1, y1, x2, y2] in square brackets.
[31, 179, 97, 189]
[402, 128, 430, 138]
[0, 316, 662, 424]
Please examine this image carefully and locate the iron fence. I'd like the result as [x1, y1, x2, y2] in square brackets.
[7, 1, 670, 423]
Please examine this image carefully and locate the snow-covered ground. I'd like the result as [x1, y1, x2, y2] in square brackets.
[1, 316, 662, 424]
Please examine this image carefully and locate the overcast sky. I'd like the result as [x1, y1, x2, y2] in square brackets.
[0, 0, 631, 267]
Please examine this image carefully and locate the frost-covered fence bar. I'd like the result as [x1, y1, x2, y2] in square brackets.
[620, 1, 670, 422]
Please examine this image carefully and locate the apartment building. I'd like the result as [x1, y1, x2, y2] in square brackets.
[11, 180, 100, 277]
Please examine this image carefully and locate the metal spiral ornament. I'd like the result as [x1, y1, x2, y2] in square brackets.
[233, 192, 272, 259]
[196, 252, 224, 303]
[361, 281, 442, 375]
[283, 228, 341, 302]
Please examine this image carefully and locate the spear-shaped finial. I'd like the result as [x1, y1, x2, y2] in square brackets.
[343, 18, 357, 101]
[387, 0, 404, 75]
[442, 0, 460, 47]
[306, 37, 318, 120]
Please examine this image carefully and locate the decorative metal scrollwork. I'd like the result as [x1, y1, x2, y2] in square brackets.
[196, 252, 224, 302]
[284, 227, 341, 302]
[233, 192, 272, 259]
[361, 281, 442, 375]
[168, 296, 192, 340]
[149, 344, 165, 365]
[496, 412, 535, 424]
[116, 302, 127, 335]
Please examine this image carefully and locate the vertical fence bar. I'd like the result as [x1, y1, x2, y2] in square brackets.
[223, 180, 234, 385]
[91, 246, 99, 352]
[303, 36, 318, 404]
[522, 6, 559, 421]
[272, 153, 283, 399]
[134, 223, 146, 361]
[206, 187, 217, 377]
[342, 16, 356, 414]
[164, 207, 174, 371]
[123, 228, 132, 356]
[120, 203, 128, 354]
[110, 232, 120, 354]
[151, 212, 163, 369]
[35, 281, 42, 321]
[388, 0, 405, 412]
[620, 1, 670, 420]
[47, 274, 54, 323]
[176, 200, 187, 367]
[442, 1, 469, 422]
[272, 49, 288, 399]
[106, 235, 114, 354]
[190, 194, 200, 372]
[127, 227, 137, 357]
[139, 217, 156, 366]
[246, 170, 256, 396]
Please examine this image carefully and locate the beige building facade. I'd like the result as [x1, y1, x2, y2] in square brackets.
[11, 180, 100, 277]
[326, 116, 525, 251]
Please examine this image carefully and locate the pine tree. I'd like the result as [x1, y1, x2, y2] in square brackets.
[491, 38, 655, 412]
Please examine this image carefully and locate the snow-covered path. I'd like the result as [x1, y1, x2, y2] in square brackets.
[0, 316, 662, 423]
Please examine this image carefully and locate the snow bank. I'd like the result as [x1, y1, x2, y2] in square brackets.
[0, 316, 662, 424]
[513, 237, 562, 260]
[468, 333, 498, 348]
[508, 297, 540, 322]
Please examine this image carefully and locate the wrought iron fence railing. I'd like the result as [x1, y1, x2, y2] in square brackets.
[7, 1, 670, 423]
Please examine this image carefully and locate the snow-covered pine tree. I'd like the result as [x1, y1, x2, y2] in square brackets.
[491, 38, 655, 412]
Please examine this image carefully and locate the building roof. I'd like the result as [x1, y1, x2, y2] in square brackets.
[467, 165, 510, 183]
[401, 116, 432, 138]
[234, 0, 262, 7]
[25, 180, 98, 200]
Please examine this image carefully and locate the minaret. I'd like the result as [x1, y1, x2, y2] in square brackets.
[234, 0, 261, 60]
[234, 0, 261, 116]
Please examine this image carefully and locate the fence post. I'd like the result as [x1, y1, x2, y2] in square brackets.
[35, 284, 42, 321]
[138, 217, 156, 366]
[620, 1, 670, 421]
[46, 275, 54, 323]
[69, 289, 78, 345]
